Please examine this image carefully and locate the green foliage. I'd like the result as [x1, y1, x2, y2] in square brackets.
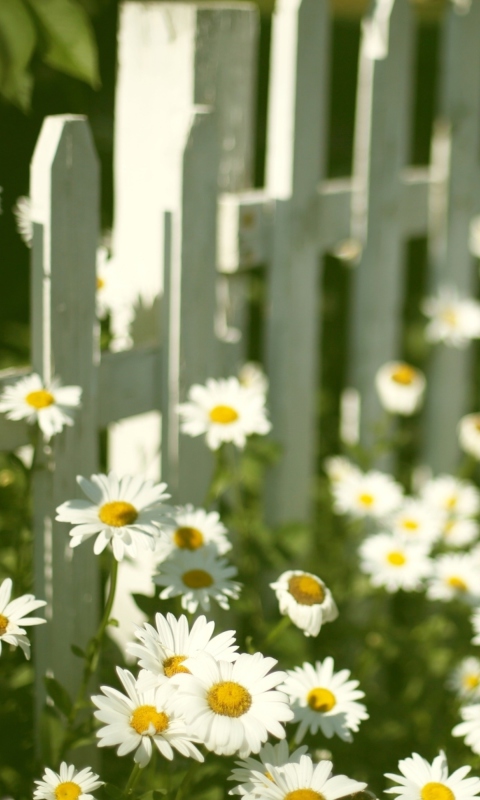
[0, 0, 99, 110]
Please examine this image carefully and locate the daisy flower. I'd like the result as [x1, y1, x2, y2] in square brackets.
[375, 361, 426, 416]
[471, 609, 480, 645]
[280, 657, 368, 743]
[13, 195, 33, 246]
[453, 706, 480, 755]
[269, 570, 338, 638]
[155, 505, 231, 561]
[359, 534, 432, 592]
[55, 472, 171, 561]
[228, 740, 308, 797]
[385, 750, 480, 800]
[154, 546, 241, 613]
[331, 469, 403, 518]
[324, 456, 362, 485]
[0, 578, 46, 660]
[459, 414, 480, 460]
[422, 286, 480, 348]
[447, 657, 480, 700]
[252, 754, 367, 800]
[92, 667, 204, 767]
[34, 762, 103, 800]
[389, 499, 443, 547]
[441, 518, 479, 548]
[177, 377, 271, 450]
[127, 612, 238, 688]
[427, 553, 480, 603]
[238, 362, 269, 396]
[170, 651, 293, 758]
[0, 373, 82, 440]
[420, 475, 480, 519]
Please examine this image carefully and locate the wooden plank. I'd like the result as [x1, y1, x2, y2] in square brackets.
[30, 116, 100, 743]
[98, 345, 161, 427]
[264, 0, 330, 524]
[423, 2, 480, 471]
[348, 0, 415, 442]
[166, 109, 221, 505]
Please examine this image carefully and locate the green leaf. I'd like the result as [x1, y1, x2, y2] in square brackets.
[44, 676, 73, 717]
[25, 0, 99, 87]
[70, 644, 86, 658]
[0, 0, 35, 109]
[132, 593, 158, 617]
[107, 617, 119, 627]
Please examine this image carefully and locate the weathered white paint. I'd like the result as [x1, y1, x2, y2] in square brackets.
[29, 117, 100, 745]
[423, 2, 480, 471]
[349, 0, 415, 443]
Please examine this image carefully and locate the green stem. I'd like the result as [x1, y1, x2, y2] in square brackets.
[264, 614, 291, 646]
[66, 555, 119, 726]
[123, 763, 142, 798]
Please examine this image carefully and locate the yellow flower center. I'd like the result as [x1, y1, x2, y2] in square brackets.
[402, 519, 419, 532]
[98, 501, 138, 527]
[391, 364, 416, 385]
[421, 784, 454, 800]
[386, 551, 406, 567]
[209, 405, 239, 424]
[181, 569, 213, 589]
[96, 276, 105, 290]
[307, 687, 336, 713]
[445, 496, 457, 510]
[265, 772, 274, 781]
[173, 526, 204, 550]
[54, 782, 82, 800]
[463, 673, 480, 690]
[448, 576, 467, 592]
[163, 655, 191, 678]
[441, 309, 459, 328]
[207, 680, 252, 717]
[25, 389, 55, 409]
[0, 614, 8, 636]
[288, 574, 325, 606]
[475, 420, 480, 433]
[358, 493, 374, 507]
[285, 792, 324, 800]
[130, 704, 169, 735]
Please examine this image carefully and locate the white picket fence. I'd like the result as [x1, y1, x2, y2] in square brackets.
[1, 0, 479, 738]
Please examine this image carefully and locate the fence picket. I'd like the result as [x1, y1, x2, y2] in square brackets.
[29, 116, 100, 739]
[264, 0, 330, 524]
[423, 3, 480, 471]
[349, 0, 415, 442]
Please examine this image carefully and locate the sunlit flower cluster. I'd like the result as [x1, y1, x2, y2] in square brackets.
[0, 373, 82, 440]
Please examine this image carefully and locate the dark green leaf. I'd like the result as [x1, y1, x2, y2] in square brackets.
[25, 0, 99, 87]
[44, 676, 73, 717]
[70, 644, 86, 658]
[0, 0, 35, 109]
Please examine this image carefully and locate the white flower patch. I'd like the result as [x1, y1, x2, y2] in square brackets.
[0, 373, 81, 440]
[420, 474, 480, 519]
[228, 740, 308, 797]
[459, 414, 480, 460]
[177, 377, 271, 450]
[453, 705, 480, 756]
[154, 546, 241, 613]
[34, 762, 103, 800]
[155, 505, 231, 561]
[385, 750, 480, 800]
[0, 578, 46, 660]
[13, 196, 33, 246]
[269, 570, 338, 638]
[447, 657, 480, 701]
[56, 472, 172, 561]
[389, 498, 443, 548]
[422, 286, 480, 348]
[427, 553, 480, 604]
[375, 361, 426, 416]
[359, 534, 432, 592]
[92, 667, 203, 767]
[332, 469, 403, 519]
[252, 755, 366, 800]
[238, 362, 269, 396]
[280, 657, 368, 743]
[127, 612, 238, 689]
[169, 651, 293, 758]
[441, 518, 479, 548]
[324, 455, 362, 485]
